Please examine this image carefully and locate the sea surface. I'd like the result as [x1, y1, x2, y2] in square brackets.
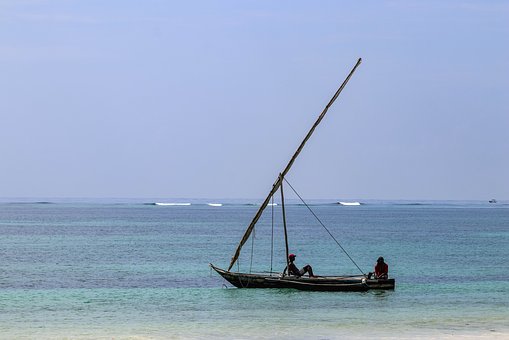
[0, 198, 508, 339]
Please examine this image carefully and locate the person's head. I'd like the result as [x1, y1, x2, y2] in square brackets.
[289, 253, 296, 262]
[377, 256, 384, 264]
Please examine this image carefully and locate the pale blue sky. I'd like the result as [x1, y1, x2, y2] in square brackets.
[1, 0, 508, 200]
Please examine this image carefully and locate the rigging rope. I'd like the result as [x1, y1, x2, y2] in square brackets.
[283, 177, 366, 276]
[270, 195, 274, 273]
[249, 226, 255, 273]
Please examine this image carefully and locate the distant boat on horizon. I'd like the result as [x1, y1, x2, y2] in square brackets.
[489, 199, 497, 204]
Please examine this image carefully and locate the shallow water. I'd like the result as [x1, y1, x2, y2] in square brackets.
[0, 199, 508, 338]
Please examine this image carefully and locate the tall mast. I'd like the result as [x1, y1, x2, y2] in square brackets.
[227, 58, 362, 271]
[279, 175, 290, 276]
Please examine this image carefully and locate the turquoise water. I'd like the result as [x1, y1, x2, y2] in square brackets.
[0, 199, 508, 338]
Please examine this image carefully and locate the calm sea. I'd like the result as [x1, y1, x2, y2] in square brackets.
[0, 198, 508, 339]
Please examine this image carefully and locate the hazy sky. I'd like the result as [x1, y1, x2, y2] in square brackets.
[1, 0, 508, 200]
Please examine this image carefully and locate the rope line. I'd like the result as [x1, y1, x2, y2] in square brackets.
[249, 226, 255, 273]
[270, 195, 274, 273]
[283, 177, 366, 276]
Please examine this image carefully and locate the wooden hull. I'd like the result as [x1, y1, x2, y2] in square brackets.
[210, 264, 395, 292]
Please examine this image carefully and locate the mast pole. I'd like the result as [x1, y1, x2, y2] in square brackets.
[279, 175, 290, 276]
[227, 58, 362, 271]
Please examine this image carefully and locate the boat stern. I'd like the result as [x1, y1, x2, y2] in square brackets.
[366, 278, 395, 290]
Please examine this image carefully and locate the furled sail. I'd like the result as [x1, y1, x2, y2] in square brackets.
[227, 58, 362, 271]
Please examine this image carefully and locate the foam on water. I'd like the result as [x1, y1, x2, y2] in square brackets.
[338, 201, 362, 206]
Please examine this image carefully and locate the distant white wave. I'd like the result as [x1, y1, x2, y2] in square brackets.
[338, 201, 361, 206]
[207, 203, 223, 207]
[154, 202, 191, 206]
[267, 203, 278, 206]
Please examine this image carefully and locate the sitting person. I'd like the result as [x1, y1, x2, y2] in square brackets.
[285, 253, 316, 277]
[374, 256, 389, 279]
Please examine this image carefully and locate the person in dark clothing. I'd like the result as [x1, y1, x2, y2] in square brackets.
[374, 256, 389, 279]
[285, 253, 316, 277]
